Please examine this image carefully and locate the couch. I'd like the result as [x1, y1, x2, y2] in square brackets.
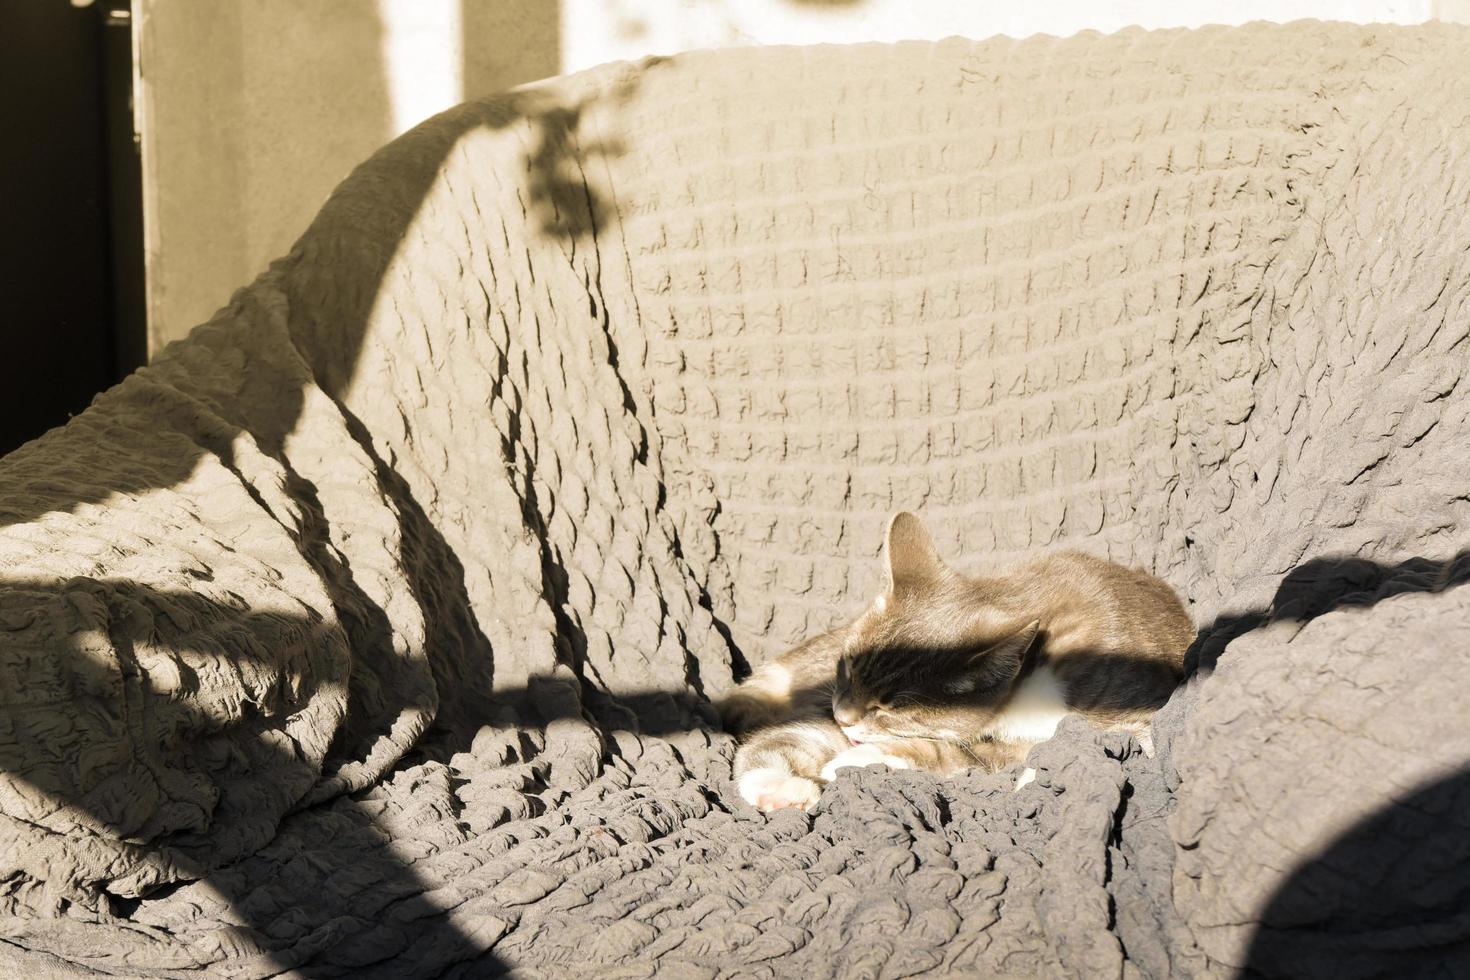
[1, 21, 1467, 977]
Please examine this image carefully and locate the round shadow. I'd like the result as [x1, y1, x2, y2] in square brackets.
[1243, 764, 1470, 978]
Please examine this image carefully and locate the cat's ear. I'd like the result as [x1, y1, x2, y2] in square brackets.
[953, 620, 1040, 694]
[885, 511, 946, 595]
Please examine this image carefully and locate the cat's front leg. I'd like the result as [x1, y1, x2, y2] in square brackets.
[737, 769, 822, 812]
[734, 720, 849, 812]
[819, 743, 914, 782]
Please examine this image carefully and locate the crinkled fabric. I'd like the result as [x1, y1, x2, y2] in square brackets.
[1, 22, 1468, 978]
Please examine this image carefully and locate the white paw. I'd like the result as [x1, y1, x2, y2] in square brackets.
[1136, 728, 1156, 758]
[819, 744, 911, 782]
[738, 768, 822, 812]
[1014, 767, 1037, 791]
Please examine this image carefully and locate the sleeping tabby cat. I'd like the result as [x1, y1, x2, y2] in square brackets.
[719, 512, 1195, 812]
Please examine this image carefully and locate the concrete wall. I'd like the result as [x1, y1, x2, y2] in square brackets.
[138, 0, 1446, 352]
[136, 0, 557, 352]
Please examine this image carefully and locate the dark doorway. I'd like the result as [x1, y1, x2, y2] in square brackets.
[0, 0, 146, 458]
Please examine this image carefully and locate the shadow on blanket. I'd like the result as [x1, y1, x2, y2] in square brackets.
[0, 62, 657, 535]
[2, 546, 1466, 972]
[1186, 550, 1470, 679]
[0, 57, 688, 974]
[1243, 762, 1470, 978]
[1201, 549, 1470, 976]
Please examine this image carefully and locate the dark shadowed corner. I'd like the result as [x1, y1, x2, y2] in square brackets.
[0, 572, 728, 976]
[1242, 763, 1470, 978]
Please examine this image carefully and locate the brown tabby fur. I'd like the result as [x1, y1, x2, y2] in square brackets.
[720, 512, 1195, 812]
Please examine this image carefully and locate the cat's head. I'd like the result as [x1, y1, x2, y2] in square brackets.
[831, 512, 1040, 745]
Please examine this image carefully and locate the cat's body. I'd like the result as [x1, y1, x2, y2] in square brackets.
[720, 513, 1195, 812]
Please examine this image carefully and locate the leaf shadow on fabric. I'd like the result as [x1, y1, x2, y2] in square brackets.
[0, 57, 677, 979]
[1186, 550, 1470, 680]
[2, 546, 1467, 974]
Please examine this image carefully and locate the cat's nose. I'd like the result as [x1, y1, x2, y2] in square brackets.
[832, 701, 863, 727]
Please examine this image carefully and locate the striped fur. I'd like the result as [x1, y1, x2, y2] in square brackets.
[719, 512, 1194, 812]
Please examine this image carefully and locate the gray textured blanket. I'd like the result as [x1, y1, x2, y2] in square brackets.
[2, 22, 1468, 978]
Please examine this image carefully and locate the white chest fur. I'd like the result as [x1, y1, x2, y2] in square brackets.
[985, 665, 1071, 744]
